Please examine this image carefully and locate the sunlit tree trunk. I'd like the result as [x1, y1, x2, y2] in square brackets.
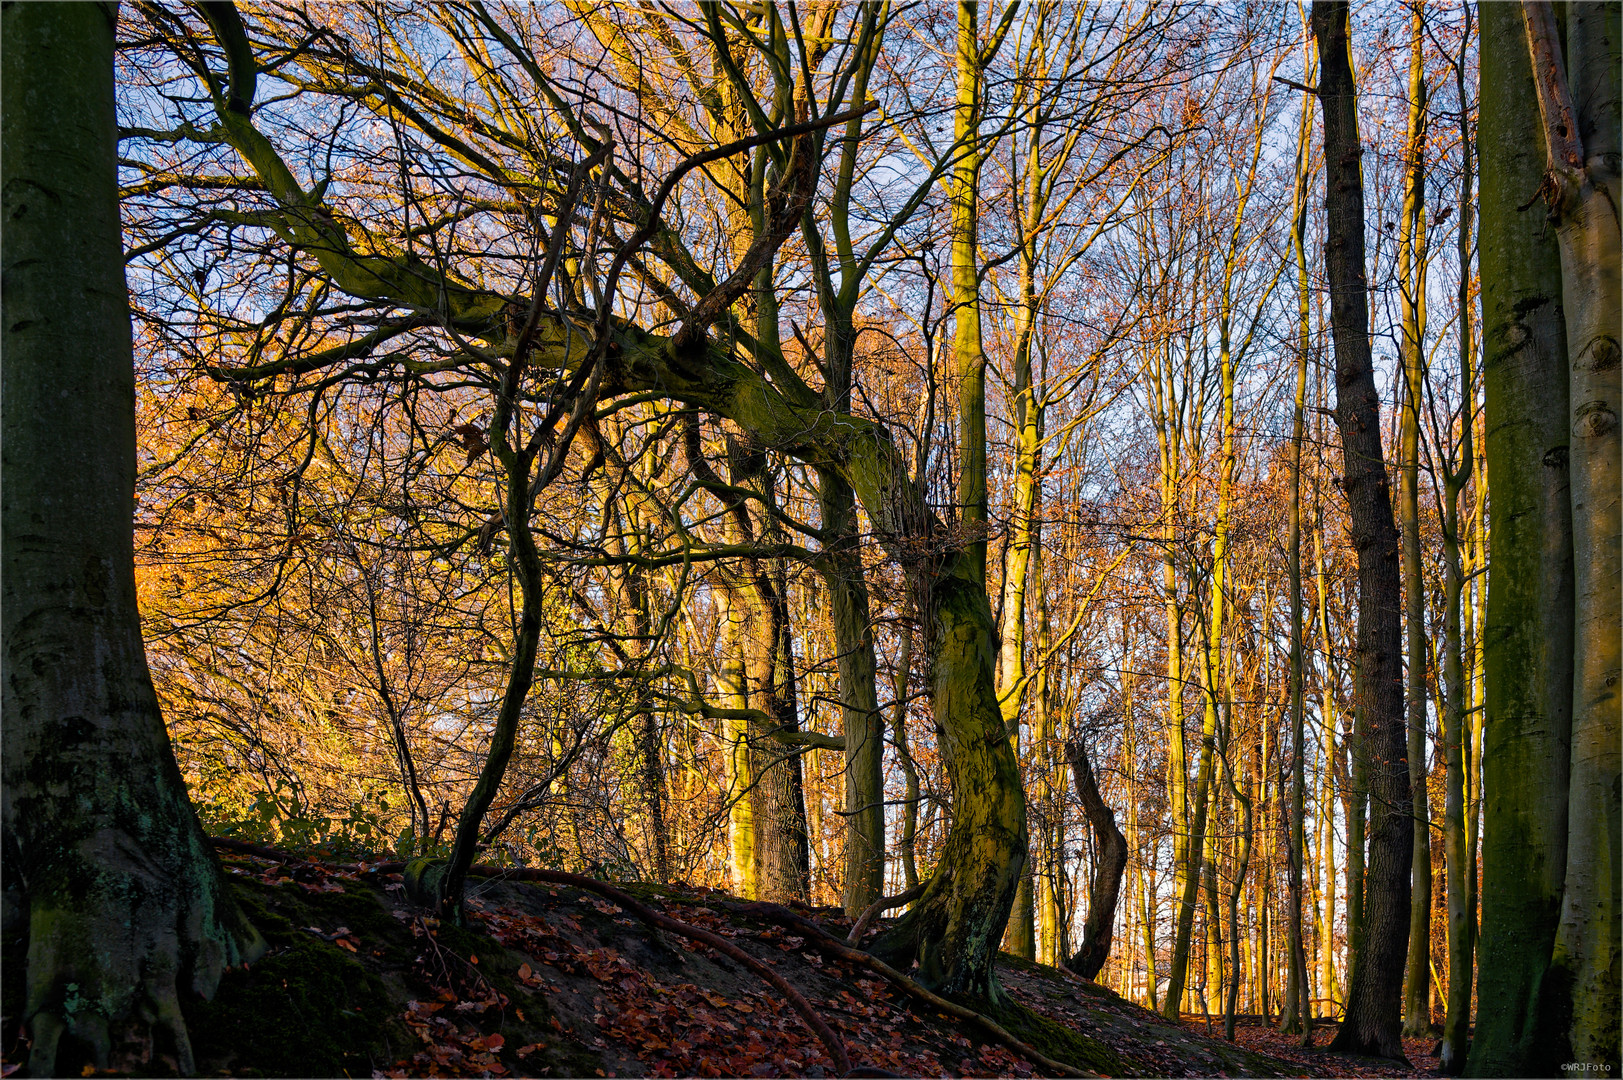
[1438, 13, 1476, 1068]
[1312, 437, 1345, 1015]
[1155, 395, 1194, 1017]
[716, 583, 758, 899]
[1122, 611, 1159, 1009]
[1281, 61, 1316, 1043]
[868, 4, 1030, 1005]
[997, 103, 1048, 962]
[1395, 6, 1435, 1038]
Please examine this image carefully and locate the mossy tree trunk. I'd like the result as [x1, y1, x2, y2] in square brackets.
[1, 6, 264, 1075]
[865, 0, 1030, 1006]
[1313, 0, 1413, 1061]
[1468, 5, 1575, 1075]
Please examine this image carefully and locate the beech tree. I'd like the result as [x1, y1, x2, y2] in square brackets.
[1, 5, 263, 1076]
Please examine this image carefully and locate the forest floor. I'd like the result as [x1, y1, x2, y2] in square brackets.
[1, 851, 1446, 1079]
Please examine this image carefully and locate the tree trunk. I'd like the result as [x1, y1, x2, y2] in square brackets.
[870, 564, 1029, 1004]
[716, 585, 759, 899]
[822, 468, 886, 916]
[1522, 3, 1623, 1069]
[1395, 6, 1435, 1039]
[1065, 739, 1129, 981]
[1122, 615, 1159, 1009]
[1439, 15, 1477, 1069]
[1467, 4, 1575, 1074]
[1281, 66, 1315, 1041]
[866, 2, 1030, 1007]
[890, 620, 921, 892]
[1313, 0, 1413, 1061]
[1, 6, 264, 1074]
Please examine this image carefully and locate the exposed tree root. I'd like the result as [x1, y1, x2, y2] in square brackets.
[726, 900, 1101, 1078]
[846, 880, 929, 944]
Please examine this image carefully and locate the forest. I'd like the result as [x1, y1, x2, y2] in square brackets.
[1, 1, 1618, 1077]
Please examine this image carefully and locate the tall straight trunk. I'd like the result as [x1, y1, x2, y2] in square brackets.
[1221, 723, 1254, 1041]
[821, 471, 885, 916]
[951, 0, 988, 585]
[1438, 13, 1476, 1069]
[1313, 464, 1345, 1014]
[1282, 64, 1316, 1043]
[1035, 617, 1062, 966]
[1467, 4, 1575, 1074]
[744, 588, 810, 903]
[1036, 592, 1069, 965]
[798, 15, 888, 918]
[997, 110, 1048, 961]
[1157, 434, 1194, 1018]
[1395, 7, 1435, 1038]
[1314, 1, 1413, 1060]
[1316, 717, 1340, 1013]
[734, 452, 811, 904]
[1192, 223, 1244, 1020]
[1523, 4, 1623, 1069]
[2, 7, 264, 1074]
[608, 497, 671, 884]
[1122, 614, 1159, 1009]
[716, 585, 758, 899]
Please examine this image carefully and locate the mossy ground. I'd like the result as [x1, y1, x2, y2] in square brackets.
[185, 877, 409, 1076]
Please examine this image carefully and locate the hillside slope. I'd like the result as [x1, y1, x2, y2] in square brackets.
[2, 850, 1437, 1077]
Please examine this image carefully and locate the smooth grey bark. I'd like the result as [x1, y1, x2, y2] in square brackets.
[2, 5, 263, 1075]
[1526, 2, 1623, 1068]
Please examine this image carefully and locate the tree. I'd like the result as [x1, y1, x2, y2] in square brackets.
[1467, 4, 1573, 1073]
[1063, 738, 1128, 980]
[1280, 37, 1317, 1041]
[146, 0, 1042, 1013]
[1434, 6, 1478, 1070]
[1521, 1, 1621, 1068]
[1, 5, 263, 1076]
[1313, 0, 1413, 1061]
[1393, 2, 1436, 1041]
